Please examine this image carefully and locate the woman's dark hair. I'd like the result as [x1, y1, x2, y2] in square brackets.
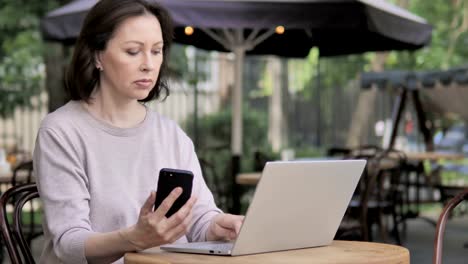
[66, 0, 173, 102]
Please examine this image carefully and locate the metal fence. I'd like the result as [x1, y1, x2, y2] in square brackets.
[287, 81, 395, 150]
[146, 82, 221, 129]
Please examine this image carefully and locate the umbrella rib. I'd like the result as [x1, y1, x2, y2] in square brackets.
[246, 29, 261, 44]
[201, 28, 231, 50]
[222, 29, 236, 46]
[201, 27, 275, 52]
[249, 28, 276, 50]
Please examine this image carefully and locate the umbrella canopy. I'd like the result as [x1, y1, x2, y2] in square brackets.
[42, 0, 432, 57]
[361, 68, 468, 121]
[41, 0, 432, 156]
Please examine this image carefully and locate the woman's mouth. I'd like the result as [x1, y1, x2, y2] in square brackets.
[134, 79, 153, 88]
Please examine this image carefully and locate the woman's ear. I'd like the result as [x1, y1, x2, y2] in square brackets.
[94, 52, 103, 71]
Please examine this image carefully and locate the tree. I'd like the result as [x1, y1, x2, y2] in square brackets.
[0, 0, 70, 117]
[387, 0, 468, 70]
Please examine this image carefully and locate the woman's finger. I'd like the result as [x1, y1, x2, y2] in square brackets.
[139, 191, 156, 217]
[153, 187, 182, 219]
[229, 230, 238, 240]
[216, 214, 244, 230]
[233, 216, 244, 234]
[165, 196, 197, 229]
[211, 223, 232, 240]
[209, 214, 245, 240]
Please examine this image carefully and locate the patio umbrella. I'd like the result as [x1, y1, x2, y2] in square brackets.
[41, 0, 432, 212]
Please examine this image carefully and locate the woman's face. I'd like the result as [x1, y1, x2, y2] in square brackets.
[96, 14, 163, 101]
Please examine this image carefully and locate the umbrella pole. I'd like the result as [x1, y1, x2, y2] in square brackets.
[232, 46, 244, 157]
[194, 51, 199, 149]
[316, 56, 321, 147]
[230, 44, 245, 214]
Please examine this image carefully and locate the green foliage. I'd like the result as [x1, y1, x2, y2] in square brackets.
[293, 146, 324, 159]
[245, 57, 267, 98]
[0, 0, 65, 118]
[288, 49, 366, 100]
[186, 105, 271, 156]
[186, 104, 276, 173]
[167, 44, 189, 79]
[386, 0, 468, 70]
[287, 48, 318, 98]
[184, 105, 274, 211]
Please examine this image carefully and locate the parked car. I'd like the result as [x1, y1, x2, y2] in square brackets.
[435, 124, 468, 154]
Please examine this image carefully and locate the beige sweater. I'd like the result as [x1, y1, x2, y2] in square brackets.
[33, 101, 221, 263]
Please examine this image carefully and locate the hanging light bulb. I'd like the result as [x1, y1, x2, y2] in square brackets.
[275, 26, 285, 34]
[185, 26, 194, 36]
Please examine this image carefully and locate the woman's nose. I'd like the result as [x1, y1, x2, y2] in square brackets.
[140, 53, 156, 72]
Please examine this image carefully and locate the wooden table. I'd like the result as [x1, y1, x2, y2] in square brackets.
[0, 170, 12, 180]
[404, 151, 465, 162]
[235, 162, 397, 186]
[0, 170, 13, 189]
[124, 240, 409, 264]
[236, 172, 261, 185]
[0, 169, 34, 193]
[235, 154, 408, 186]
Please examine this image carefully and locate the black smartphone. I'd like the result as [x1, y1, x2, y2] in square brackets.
[154, 168, 194, 217]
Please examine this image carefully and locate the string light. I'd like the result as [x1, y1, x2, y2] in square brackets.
[275, 26, 285, 34]
[185, 26, 194, 36]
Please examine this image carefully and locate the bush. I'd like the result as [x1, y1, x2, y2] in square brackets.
[185, 105, 275, 210]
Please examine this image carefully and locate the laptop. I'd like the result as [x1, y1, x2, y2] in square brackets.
[160, 159, 366, 256]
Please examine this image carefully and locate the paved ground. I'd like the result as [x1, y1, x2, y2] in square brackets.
[403, 214, 468, 263]
[367, 207, 468, 264]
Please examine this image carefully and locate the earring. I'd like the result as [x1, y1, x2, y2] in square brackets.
[96, 65, 103, 71]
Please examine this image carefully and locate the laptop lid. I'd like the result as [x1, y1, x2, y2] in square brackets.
[230, 160, 366, 256]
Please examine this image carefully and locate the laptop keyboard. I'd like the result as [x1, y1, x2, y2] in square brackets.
[190, 241, 234, 252]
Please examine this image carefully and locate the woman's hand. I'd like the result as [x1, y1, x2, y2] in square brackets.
[120, 187, 197, 250]
[206, 213, 245, 241]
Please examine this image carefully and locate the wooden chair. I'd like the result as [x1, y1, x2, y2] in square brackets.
[337, 148, 407, 244]
[11, 161, 38, 246]
[371, 150, 408, 244]
[0, 183, 40, 264]
[433, 188, 468, 264]
[336, 146, 384, 241]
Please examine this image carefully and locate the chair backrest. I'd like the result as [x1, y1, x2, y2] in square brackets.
[12, 160, 34, 186]
[358, 149, 407, 241]
[433, 188, 468, 264]
[0, 183, 39, 264]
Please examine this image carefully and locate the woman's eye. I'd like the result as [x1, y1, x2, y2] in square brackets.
[152, 49, 162, 55]
[126, 50, 139, 56]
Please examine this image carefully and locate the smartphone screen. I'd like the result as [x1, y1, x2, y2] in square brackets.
[154, 168, 194, 217]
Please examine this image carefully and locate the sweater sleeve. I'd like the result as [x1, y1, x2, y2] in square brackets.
[179, 133, 223, 242]
[34, 127, 96, 263]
